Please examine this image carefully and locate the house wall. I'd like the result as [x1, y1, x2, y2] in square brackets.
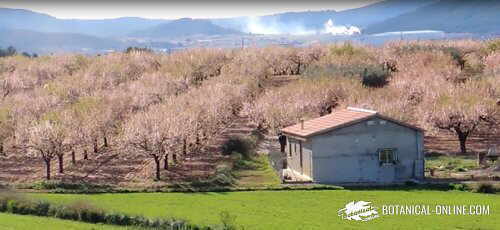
[310, 117, 424, 184]
[286, 138, 313, 179]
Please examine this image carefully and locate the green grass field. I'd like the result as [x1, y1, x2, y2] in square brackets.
[29, 190, 499, 230]
[0, 213, 139, 230]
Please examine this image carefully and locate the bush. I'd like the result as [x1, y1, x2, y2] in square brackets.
[33, 200, 51, 216]
[303, 63, 390, 88]
[487, 39, 500, 53]
[221, 136, 257, 158]
[66, 200, 105, 223]
[475, 183, 496, 194]
[449, 183, 468, 191]
[329, 43, 369, 58]
[361, 65, 390, 88]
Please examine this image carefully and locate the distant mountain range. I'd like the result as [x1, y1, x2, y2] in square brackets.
[364, 0, 500, 34]
[0, 8, 170, 37]
[1, 0, 500, 54]
[130, 18, 242, 39]
[212, 0, 438, 32]
[0, 28, 130, 54]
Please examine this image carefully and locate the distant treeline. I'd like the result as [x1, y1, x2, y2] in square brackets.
[0, 46, 38, 58]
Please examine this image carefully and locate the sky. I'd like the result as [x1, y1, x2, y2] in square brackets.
[0, 0, 382, 19]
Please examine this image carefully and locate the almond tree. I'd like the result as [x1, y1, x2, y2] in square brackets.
[123, 106, 180, 180]
[21, 120, 69, 180]
[420, 82, 498, 153]
[0, 105, 14, 156]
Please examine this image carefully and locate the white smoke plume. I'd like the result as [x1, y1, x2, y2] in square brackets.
[244, 17, 361, 36]
[245, 16, 315, 35]
[322, 19, 361, 35]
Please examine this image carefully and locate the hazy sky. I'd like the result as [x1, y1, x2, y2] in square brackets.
[0, 0, 382, 19]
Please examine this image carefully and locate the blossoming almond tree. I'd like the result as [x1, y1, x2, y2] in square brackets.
[123, 106, 181, 180]
[421, 81, 498, 153]
[22, 119, 70, 180]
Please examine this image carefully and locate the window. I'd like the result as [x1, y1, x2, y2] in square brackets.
[379, 148, 397, 165]
[288, 142, 292, 157]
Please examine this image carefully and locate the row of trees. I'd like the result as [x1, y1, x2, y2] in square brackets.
[0, 46, 38, 58]
[1, 41, 499, 181]
[246, 40, 500, 154]
[0, 47, 275, 180]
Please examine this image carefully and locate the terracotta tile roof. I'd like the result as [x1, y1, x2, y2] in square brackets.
[281, 107, 422, 138]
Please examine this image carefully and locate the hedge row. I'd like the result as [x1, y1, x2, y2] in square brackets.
[0, 192, 210, 230]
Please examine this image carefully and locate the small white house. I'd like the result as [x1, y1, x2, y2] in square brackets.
[281, 107, 424, 184]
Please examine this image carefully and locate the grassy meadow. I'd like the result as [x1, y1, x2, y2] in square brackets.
[29, 190, 499, 230]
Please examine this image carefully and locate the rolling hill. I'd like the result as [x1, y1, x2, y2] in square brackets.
[0, 28, 127, 54]
[364, 0, 500, 34]
[0, 8, 170, 37]
[130, 18, 243, 39]
[212, 0, 438, 33]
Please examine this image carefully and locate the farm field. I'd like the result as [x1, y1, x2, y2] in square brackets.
[0, 213, 139, 230]
[31, 190, 499, 230]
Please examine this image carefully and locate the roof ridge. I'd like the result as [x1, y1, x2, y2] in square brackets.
[346, 107, 377, 114]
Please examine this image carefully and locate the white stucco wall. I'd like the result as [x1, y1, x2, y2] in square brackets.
[309, 117, 424, 184]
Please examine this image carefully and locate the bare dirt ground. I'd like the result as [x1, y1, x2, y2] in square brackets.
[0, 115, 257, 187]
[425, 132, 500, 156]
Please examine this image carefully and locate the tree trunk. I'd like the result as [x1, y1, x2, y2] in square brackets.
[83, 149, 88, 160]
[183, 138, 187, 155]
[103, 136, 108, 148]
[0, 143, 3, 156]
[71, 150, 76, 165]
[196, 131, 200, 146]
[153, 156, 161, 180]
[57, 154, 64, 174]
[45, 159, 51, 180]
[173, 153, 177, 164]
[164, 154, 169, 170]
[93, 139, 98, 154]
[456, 129, 468, 154]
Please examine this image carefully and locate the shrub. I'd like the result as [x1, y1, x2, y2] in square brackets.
[33, 200, 51, 216]
[303, 63, 390, 88]
[329, 43, 370, 58]
[487, 39, 500, 53]
[361, 65, 391, 88]
[475, 183, 496, 194]
[221, 136, 257, 158]
[65, 201, 105, 223]
[449, 183, 468, 191]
